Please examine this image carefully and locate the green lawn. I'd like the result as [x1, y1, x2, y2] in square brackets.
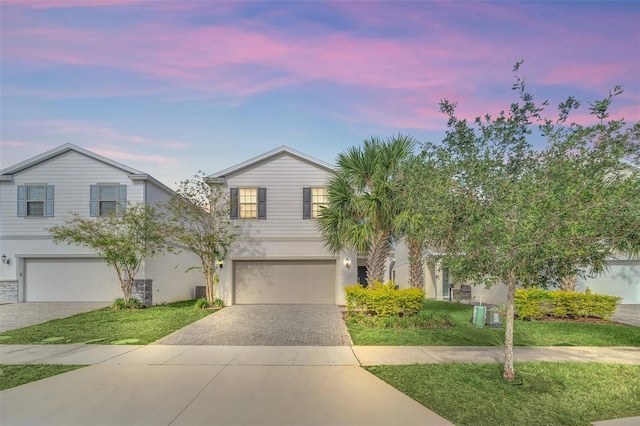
[0, 364, 86, 391]
[0, 300, 217, 345]
[347, 300, 640, 346]
[366, 362, 640, 426]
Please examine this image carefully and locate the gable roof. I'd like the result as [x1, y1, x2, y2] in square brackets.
[209, 146, 335, 179]
[0, 143, 175, 195]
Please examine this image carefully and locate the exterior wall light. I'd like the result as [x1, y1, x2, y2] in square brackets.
[1, 254, 9, 265]
[344, 257, 352, 269]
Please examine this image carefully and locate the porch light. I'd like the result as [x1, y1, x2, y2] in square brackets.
[1, 254, 9, 265]
[344, 257, 352, 269]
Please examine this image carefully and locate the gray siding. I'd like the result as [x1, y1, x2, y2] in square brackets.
[0, 150, 144, 238]
[223, 153, 332, 239]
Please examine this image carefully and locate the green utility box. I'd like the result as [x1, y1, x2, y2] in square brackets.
[473, 305, 486, 328]
[485, 307, 503, 328]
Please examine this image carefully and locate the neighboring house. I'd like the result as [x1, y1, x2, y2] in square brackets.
[208, 146, 357, 305]
[0, 143, 201, 304]
[393, 244, 639, 304]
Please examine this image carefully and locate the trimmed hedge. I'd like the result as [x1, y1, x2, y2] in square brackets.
[515, 288, 620, 320]
[345, 281, 425, 317]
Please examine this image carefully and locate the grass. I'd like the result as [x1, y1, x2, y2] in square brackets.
[0, 364, 86, 391]
[346, 300, 640, 346]
[366, 362, 640, 426]
[0, 300, 217, 345]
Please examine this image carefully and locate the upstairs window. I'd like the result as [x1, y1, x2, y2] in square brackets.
[230, 187, 266, 220]
[90, 184, 127, 217]
[239, 188, 257, 219]
[303, 187, 327, 219]
[17, 184, 54, 217]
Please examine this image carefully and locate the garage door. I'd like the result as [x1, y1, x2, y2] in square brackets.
[234, 260, 336, 304]
[578, 260, 640, 304]
[25, 258, 121, 302]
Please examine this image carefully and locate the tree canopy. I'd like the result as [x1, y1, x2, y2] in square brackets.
[405, 63, 639, 380]
[49, 203, 167, 303]
[318, 135, 415, 284]
[162, 172, 237, 304]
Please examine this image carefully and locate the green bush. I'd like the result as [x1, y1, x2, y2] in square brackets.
[112, 298, 144, 310]
[349, 309, 453, 329]
[515, 288, 620, 320]
[345, 281, 425, 317]
[195, 298, 225, 310]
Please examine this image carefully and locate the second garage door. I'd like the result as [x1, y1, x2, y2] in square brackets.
[25, 257, 121, 302]
[234, 260, 336, 304]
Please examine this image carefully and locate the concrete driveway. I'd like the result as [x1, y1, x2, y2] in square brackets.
[611, 304, 640, 327]
[0, 302, 110, 332]
[154, 304, 352, 346]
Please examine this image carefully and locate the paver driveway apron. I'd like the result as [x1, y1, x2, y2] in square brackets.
[154, 304, 352, 346]
[0, 302, 110, 332]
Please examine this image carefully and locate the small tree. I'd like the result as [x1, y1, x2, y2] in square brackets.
[407, 62, 639, 381]
[49, 203, 167, 303]
[163, 172, 236, 304]
[318, 135, 415, 284]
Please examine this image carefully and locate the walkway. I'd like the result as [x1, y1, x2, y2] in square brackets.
[0, 302, 110, 332]
[2, 344, 638, 366]
[154, 304, 352, 346]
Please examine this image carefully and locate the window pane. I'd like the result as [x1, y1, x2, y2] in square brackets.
[239, 188, 257, 219]
[100, 201, 117, 216]
[311, 187, 327, 218]
[27, 201, 44, 216]
[27, 186, 45, 200]
[99, 185, 117, 200]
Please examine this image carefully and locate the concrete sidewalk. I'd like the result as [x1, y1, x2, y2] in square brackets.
[2, 344, 640, 366]
[2, 344, 639, 426]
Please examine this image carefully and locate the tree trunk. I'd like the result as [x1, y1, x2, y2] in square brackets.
[121, 277, 133, 303]
[503, 274, 516, 381]
[408, 238, 425, 289]
[366, 231, 391, 284]
[559, 275, 578, 292]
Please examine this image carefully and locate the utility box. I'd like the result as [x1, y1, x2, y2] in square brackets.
[473, 305, 486, 328]
[485, 307, 503, 328]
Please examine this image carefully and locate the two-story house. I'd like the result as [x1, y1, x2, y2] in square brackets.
[209, 146, 358, 305]
[0, 144, 201, 304]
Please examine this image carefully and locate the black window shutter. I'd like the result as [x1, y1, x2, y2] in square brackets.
[17, 184, 26, 217]
[90, 185, 99, 217]
[230, 188, 238, 219]
[258, 187, 267, 220]
[303, 187, 311, 219]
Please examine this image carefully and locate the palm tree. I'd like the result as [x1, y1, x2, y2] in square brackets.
[318, 135, 415, 284]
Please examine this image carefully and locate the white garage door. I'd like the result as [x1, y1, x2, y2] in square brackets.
[25, 258, 121, 302]
[579, 260, 640, 304]
[234, 260, 336, 304]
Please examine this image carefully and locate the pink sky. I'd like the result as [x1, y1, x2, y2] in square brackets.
[1, 1, 638, 187]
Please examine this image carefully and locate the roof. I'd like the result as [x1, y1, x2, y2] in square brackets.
[0, 143, 175, 195]
[209, 146, 335, 179]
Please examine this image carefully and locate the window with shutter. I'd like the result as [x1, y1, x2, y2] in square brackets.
[17, 184, 54, 218]
[90, 184, 126, 217]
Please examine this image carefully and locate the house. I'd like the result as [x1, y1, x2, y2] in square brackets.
[0, 144, 201, 304]
[393, 244, 639, 305]
[208, 146, 358, 305]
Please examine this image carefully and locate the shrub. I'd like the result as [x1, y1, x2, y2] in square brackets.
[515, 288, 620, 320]
[112, 298, 144, 310]
[348, 309, 454, 329]
[195, 298, 225, 310]
[345, 281, 425, 317]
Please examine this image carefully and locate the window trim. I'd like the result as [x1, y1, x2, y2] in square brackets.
[17, 184, 54, 218]
[303, 187, 327, 219]
[230, 187, 266, 220]
[90, 184, 127, 217]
